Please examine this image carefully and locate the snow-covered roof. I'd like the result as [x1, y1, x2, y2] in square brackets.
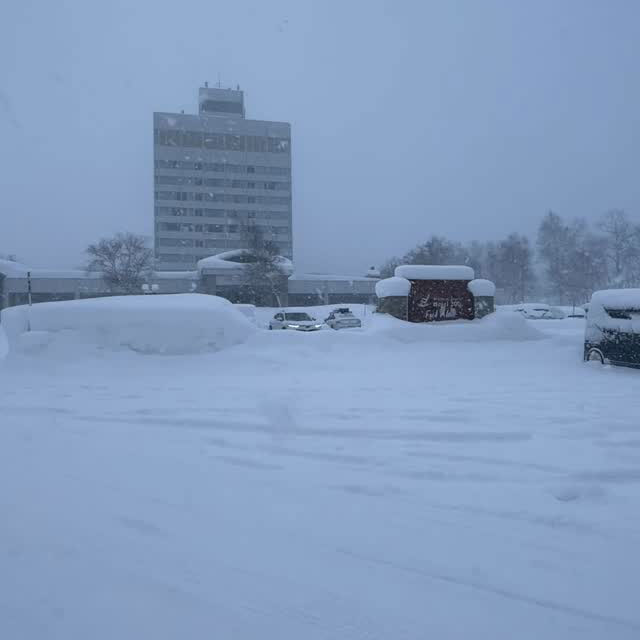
[289, 272, 376, 282]
[467, 279, 496, 297]
[153, 271, 198, 280]
[197, 250, 293, 275]
[394, 265, 475, 281]
[375, 276, 411, 298]
[0, 262, 104, 280]
[590, 289, 640, 310]
[0, 259, 30, 277]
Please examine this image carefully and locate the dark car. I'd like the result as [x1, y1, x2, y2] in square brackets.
[584, 289, 640, 368]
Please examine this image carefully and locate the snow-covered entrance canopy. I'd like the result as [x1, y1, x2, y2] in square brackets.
[394, 265, 475, 281]
[197, 250, 293, 275]
[375, 276, 411, 298]
[467, 279, 496, 297]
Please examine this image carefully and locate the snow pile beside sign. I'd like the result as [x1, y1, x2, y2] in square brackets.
[0, 294, 255, 356]
[368, 308, 544, 343]
[375, 276, 411, 298]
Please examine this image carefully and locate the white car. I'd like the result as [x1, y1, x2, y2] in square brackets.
[269, 311, 323, 332]
[324, 308, 362, 330]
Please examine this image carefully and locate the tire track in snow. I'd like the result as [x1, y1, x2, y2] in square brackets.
[336, 548, 640, 633]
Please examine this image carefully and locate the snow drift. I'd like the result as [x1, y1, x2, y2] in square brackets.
[0, 294, 255, 357]
[0, 325, 8, 360]
[369, 309, 545, 343]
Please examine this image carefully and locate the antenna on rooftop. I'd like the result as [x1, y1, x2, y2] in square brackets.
[204, 81, 208, 88]
[217, 73, 221, 88]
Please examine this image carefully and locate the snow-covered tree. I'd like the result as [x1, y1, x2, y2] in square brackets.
[598, 209, 632, 282]
[487, 233, 535, 303]
[240, 227, 288, 306]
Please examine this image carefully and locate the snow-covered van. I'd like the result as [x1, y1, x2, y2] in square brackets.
[584, 289, 640, 368]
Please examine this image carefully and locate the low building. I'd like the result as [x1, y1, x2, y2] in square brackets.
[288, 273, 378, 306]
[1, 257, 380, 313]
[0, 259, 197, 312]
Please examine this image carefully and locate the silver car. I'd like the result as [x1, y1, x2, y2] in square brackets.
[269, 311, 323, 331]
[324, 308, 362, 330]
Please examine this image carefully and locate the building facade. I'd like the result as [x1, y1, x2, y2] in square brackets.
[153, 86, 292, 270]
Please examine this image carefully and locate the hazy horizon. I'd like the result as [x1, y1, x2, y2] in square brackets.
[2, 0, 639, 274]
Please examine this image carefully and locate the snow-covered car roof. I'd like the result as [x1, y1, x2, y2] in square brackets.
[590, 289, 640, 311]
[515, 303, 550, 311]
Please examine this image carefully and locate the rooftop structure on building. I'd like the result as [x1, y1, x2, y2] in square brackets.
[153, 85, 292, 271]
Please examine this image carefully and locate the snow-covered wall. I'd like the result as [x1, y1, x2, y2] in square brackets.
[394, 265, 475, 281]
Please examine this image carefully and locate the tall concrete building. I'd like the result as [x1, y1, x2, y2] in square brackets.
[153, 86, 292, 270]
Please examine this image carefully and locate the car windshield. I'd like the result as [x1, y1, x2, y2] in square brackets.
[284, 313, 312, 321]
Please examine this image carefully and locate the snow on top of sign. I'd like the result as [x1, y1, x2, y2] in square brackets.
[590, 288, 640, 310]
[375, 276, 411, 298]
[394, 265, 474, 281]
[467, 279, 496, 297]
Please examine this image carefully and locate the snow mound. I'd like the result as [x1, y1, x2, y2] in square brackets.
[0, 325, 8, 360]
[394, 265, 474, 281]
[369, 309, 544, 343]
[375, 276, 411, 298]
[467, 279, 496, 297]
[0, 294, 255, 357]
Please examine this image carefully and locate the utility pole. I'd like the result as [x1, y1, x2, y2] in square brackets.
[26, 270, 32, 331]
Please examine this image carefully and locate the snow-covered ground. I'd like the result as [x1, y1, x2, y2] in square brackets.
[1, 301, 640, 639]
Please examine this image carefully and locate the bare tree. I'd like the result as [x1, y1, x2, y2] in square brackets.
[86, 232, 154, 294]
[598, 209, 632, 282]
[380, 257, 402, 278]
[565, 219, 608, 306]
[488, 234, 536, 303]
[537, 211, 574, 302]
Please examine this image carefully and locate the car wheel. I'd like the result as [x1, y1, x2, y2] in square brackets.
[587, 348, 605, 364]
[268, 325, 272, 330]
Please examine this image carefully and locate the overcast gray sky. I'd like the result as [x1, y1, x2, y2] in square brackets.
[2, 0, 639, 274]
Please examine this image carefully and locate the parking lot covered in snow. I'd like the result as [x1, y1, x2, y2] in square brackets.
[1, 300, 640, 639]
